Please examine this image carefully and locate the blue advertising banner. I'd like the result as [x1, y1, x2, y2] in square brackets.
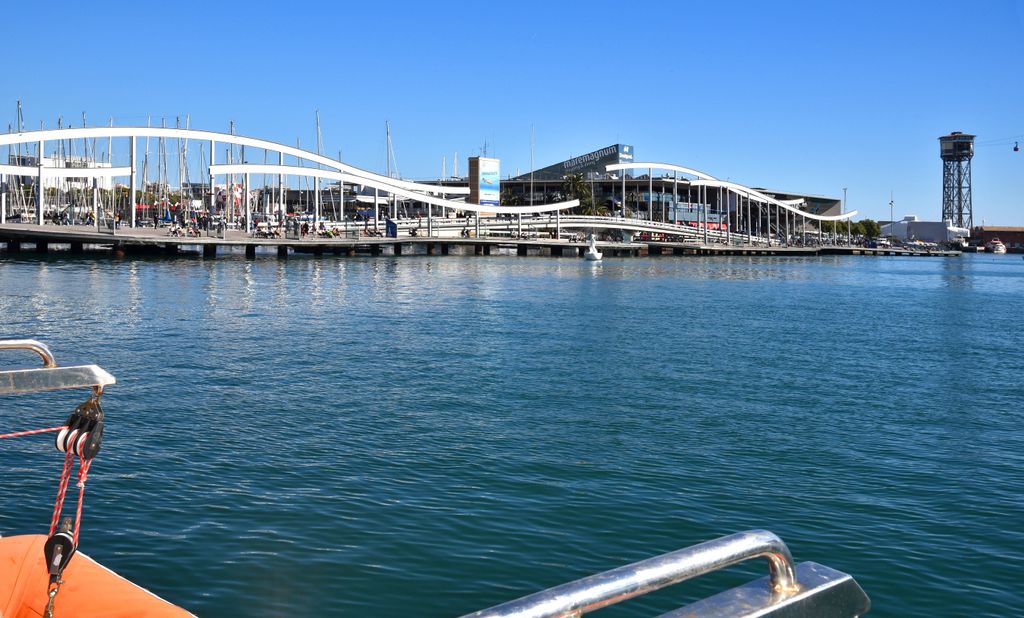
[479, 158, 500, 206]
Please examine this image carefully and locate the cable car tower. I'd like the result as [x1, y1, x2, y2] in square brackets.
[939, 131, 975, 229]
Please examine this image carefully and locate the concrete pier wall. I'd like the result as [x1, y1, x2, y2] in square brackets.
[0, 225, 961, 260]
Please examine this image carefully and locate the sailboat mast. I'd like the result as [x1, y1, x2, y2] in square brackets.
[107, 117, 113, 217]
[385, 121, 392, 219]
[315, 109, 322, 223]
[184, 114, 190, 206]
[160, 117, 168, 221]
[229, 120, 235, 224]
[143, 115, 151, 223]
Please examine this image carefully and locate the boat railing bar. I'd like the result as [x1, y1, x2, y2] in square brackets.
[461, 529, 870, 618]
[0, 339, 115, 395]
[0, 339, 57, 368]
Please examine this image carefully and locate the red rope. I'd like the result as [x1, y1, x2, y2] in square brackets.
[73, 458, 93, 545]
[49, 447, 75, 536]
[0, 425, 66, 440]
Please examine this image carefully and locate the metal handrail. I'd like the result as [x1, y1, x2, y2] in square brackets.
[0, 339, 57, 368]
[0, 339, 115, 395]
[461, 530, 798, 618]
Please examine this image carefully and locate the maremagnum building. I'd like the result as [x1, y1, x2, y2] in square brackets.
[157, 142, 842, 229]
[432, 144, 841, 226]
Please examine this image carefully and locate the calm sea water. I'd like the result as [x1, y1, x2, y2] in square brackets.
[1, 251, 1022, 617]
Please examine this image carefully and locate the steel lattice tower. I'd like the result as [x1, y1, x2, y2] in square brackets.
[939, 131, 975, 229]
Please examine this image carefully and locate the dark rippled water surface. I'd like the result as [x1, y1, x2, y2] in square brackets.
[2, 252, 1022, 616]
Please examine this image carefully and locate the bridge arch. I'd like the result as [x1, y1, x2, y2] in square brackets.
[0, 126, 580, 226]
[605, 161, 855, 223]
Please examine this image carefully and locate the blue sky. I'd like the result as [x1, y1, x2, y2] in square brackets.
[4, 0, 1023, 223]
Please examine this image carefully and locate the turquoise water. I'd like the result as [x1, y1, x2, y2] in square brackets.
[1, 252, 1022, 617]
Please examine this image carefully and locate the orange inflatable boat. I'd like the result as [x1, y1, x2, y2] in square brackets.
[0, 534, 192, 617]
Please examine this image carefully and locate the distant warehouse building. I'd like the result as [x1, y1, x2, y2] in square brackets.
[972, 226, 1024, 252]
[881, 215, 971, 244]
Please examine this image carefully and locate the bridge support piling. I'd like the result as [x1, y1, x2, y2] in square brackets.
[313, 245, 324, 257]
[70, 242, 83, 254]
[35, 241, 48, 254]
[6, 241, 21, 253]
[164, 243, 179, 256]
[203, 244, 217, 259]
[277, 245, 288, 259]
[441, 243, 449, 256]
[517, 244, 528, 257]
[394, 243, 403, 256]
[245, 245, 256, 259]
[332, 246, 343, 256]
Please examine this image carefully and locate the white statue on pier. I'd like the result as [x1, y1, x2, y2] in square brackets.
[584, 233, 602, 261]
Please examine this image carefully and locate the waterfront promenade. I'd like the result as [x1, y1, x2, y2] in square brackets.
[0, 222, 960, 259]
[1, 124, 953, 261]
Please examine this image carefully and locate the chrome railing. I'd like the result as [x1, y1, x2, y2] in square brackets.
[0, 339, 115, 395]
[462, 530, 870, 618]
[0, 338, 57, 368]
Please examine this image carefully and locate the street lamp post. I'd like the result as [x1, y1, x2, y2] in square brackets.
[842, 187, 849, 246]
[590, 175, 595, 215]
[889, 192, 895, 243]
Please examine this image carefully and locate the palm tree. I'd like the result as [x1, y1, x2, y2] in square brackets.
[625, 191, 640, 218]
[562, 173, 594, 215]
[588, 199, 611, 216]
[500, 187, 523, 206]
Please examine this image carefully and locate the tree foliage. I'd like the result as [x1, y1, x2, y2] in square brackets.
[859, 218, 881, 238]
[500, 187, 523, 206]
[817, 218, 881, 238]
[562, 173, 608, 215]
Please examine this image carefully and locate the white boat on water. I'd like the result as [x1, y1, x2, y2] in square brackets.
[986, 238, 1007, 254]
[583, 234, 602, 261]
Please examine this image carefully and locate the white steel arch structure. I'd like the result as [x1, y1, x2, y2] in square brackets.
[606, 161, 855, 222]
[604, 161, 855, 247]
[0, 127, 578, 228]
[688, 180, 857, 221]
